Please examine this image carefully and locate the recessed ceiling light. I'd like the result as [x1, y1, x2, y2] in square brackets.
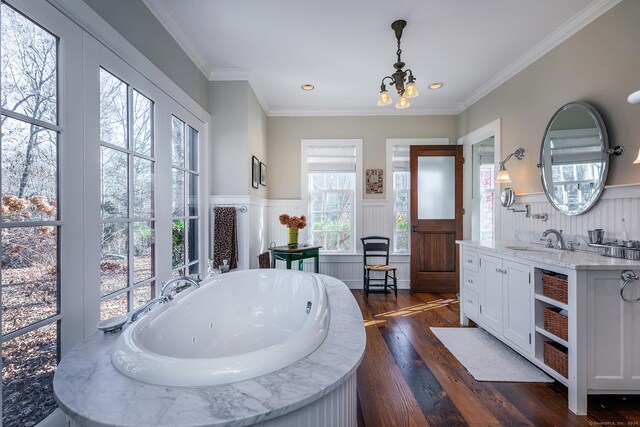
[301, 84, 315, 91]
[428, 82, 444, 90]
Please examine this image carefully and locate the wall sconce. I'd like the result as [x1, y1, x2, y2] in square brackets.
[495, 148, 525, 183]
[628, 90, 640, 164]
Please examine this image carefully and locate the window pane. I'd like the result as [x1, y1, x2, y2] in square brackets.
[2, 323, 58, 426]
[132, 90, 152, 156]
[99, 69, 128, 147]
[133, 156, 153, 218]
[1, 226, 58, 335]
[100, 222, 128, 297]
[1, 117, 58, 222]
[172, 169, 184, 216]
[188, 172, 198, 216]
[100, 147, 128, 219]
[171, 116, 184, 167]
[188, 126, 198, 171]
[417, 156, 455, 220]
[0, 4, 57, 125]
[133, 221, 154, 284]
[100, 292, 127, 321]
[172, 219, 184, 268]
[188, 218, 198, 264]
[133, 283, 153, 310]
[188, 263, 199, 275]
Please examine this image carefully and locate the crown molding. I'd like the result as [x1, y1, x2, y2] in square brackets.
[141, 0, 211, 77]
[268, 103, 462, 117]
[459, 0, 622, 113]
[209, 68, 252, 81]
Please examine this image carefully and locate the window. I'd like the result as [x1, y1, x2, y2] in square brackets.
[99, 68, 156, 320]
[391, 145, 410, 253]
[302, 140, 362, 253]
[1, 3, 60, 424]
[478, 163, 494, 240]
[171, 116, 200, 275]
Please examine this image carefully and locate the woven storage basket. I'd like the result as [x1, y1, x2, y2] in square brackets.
[544, 307, 568, 341]
[544, 341, 568, 378]
[542, 271, 568, 304]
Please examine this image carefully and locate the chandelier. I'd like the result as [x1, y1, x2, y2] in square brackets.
[377, 20, 419, 109]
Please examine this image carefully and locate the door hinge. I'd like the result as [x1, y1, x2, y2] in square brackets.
[529, 333, 532, 345]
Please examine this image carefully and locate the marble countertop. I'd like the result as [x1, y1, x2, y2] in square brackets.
[53, 274, 365, 427]
[457, 240, 640, 270]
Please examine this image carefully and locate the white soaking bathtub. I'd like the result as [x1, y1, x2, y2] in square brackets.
[112, 269, 330, 387]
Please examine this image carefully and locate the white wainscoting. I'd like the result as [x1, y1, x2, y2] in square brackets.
[502, 184, 640, 244]
[211, 197, 409, 289]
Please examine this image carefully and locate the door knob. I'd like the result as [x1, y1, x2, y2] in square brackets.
[412, 225, 417, 232]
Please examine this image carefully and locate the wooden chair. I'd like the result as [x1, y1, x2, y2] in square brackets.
[361, 236, 397, 300]
[258, 252, 271, 268]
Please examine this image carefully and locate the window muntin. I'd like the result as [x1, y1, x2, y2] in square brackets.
[1, 3, 60, 424]
[98, 68, 155, 320]
[309, 173, 355, 252]
[171, 117, 199, 275]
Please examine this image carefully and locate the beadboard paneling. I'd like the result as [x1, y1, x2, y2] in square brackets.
[503, 185, 640, 244]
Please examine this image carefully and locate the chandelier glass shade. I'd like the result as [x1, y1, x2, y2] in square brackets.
[377, 20, 419, 109]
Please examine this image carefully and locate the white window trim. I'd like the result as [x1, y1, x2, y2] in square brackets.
[301, 139, 363, 254]
[385, 138, 449, 255]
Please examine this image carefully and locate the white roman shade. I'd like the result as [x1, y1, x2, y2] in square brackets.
[306, 145, 357, 172]
[392, 145, 409, 172]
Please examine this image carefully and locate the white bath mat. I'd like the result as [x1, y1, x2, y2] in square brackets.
[431, 327, 553, 383]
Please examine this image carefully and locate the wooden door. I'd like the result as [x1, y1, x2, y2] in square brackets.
[410, 145, 463, 292]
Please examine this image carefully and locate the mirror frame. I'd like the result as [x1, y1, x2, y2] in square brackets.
[500, 188, 516, 208]
[539, 101, 609, 216]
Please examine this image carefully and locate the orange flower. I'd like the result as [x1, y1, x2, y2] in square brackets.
[279, 213, 307, 229]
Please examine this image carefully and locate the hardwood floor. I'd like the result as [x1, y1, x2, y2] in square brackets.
[355, 290, 640, 426]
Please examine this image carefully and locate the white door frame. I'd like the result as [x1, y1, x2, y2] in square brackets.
[457, 119, 502, 241]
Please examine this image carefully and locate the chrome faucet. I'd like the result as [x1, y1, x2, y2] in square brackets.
[542, 229, 566, 250]
[161, 276, 200, 298]
[130, 295, 171, 322]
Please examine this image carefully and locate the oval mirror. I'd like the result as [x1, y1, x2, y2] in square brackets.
[540, 102, 609, 216]
[500, 188, 516, 208]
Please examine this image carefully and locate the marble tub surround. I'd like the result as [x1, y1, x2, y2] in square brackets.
[458, 240, 640, 269]
[54, 274, 365, 426]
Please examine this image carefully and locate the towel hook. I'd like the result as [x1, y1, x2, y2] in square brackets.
[620, 270, 640, 302]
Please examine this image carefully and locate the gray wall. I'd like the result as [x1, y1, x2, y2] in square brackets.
[210, 81, 268, 197]
[82, 0, 209, 111]
[267, 115, 457, 200]
[457, 0, 640, 194]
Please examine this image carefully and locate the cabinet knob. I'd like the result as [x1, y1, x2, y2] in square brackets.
[467, 259, 473, 263]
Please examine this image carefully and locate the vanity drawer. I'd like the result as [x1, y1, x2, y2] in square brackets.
[463, 250, 479, 272]
[463, 290, 479, 321]
[463, 270, 479, 293]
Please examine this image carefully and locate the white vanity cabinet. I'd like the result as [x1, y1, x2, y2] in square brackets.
[458, 240, 640, 416]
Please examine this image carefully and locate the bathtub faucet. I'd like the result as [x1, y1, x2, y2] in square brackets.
[161, 276, 200, 299]
[130, 295, 171, 322]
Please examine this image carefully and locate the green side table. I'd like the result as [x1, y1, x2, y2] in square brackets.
[268, 245, 322, 272]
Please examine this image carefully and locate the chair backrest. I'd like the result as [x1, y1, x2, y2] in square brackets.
[258, 252, 270, 268]
[361, 236, 390, 266]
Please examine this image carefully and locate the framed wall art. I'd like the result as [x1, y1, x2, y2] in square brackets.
[260, 162, 267, 186]
[366, 169, 383, 194]
[252, 156, 259, 189]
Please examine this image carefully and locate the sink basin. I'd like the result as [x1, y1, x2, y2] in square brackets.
[505, 245, 547, 251]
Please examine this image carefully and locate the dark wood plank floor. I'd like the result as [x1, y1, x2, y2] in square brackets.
[355, 290, 640, 427]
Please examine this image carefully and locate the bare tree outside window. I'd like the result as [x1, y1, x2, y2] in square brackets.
[1, 4, 60, 425]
